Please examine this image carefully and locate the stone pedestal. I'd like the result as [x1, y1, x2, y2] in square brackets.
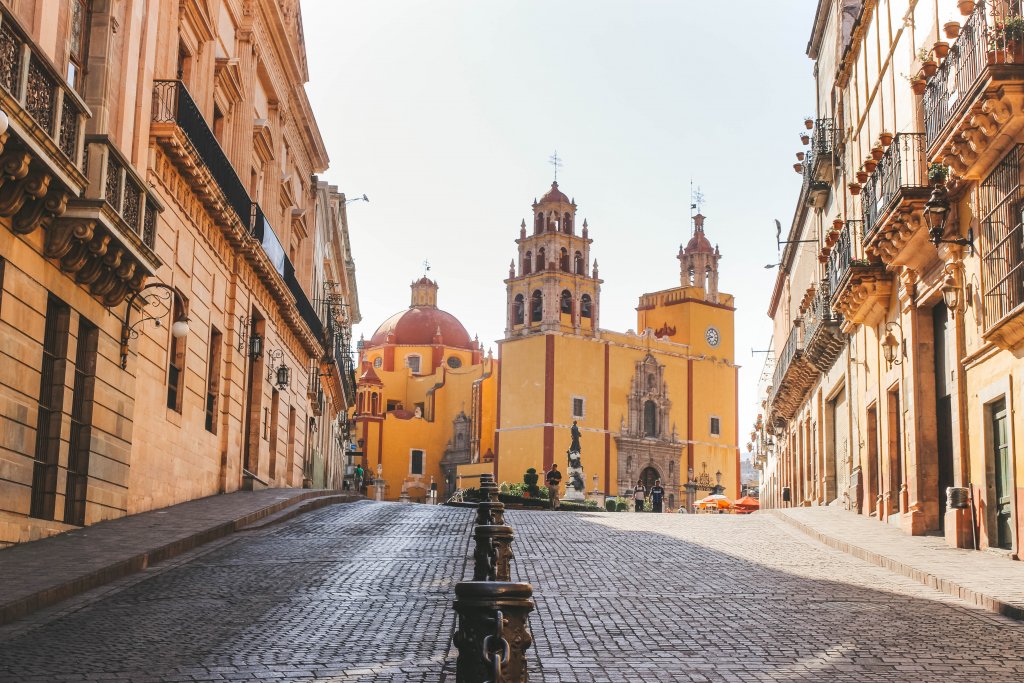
[944, 507, 974, 549]
[562, 464, 585, 501]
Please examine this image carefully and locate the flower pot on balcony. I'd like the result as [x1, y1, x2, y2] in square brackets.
[864, 158, 878, 173]
[871, 145, 885, 160]
[879, 131, 893, 147]
[794, 163, 803, 173]
[800, 133, 810, 145]
[911, 78, 928, 95]
[820, 247, 831, 260]
[856, 169, 869, 183]
[826, 230, 839, 247]
[832, 217, 844, 231]
[804, 117, 814, 130]
[958, 0, 975, 16]
[920, 59, 938, 77]
[818, 253, 829, 264]
[944, 21, 961, 40]
[796, 151, 805, 161]
[988, 50, 1008, 65]
[848, 182, 862, 195]
[933, 42, 950, 59]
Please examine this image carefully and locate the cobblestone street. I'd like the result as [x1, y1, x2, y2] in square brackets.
[2, 501, 1024, 682]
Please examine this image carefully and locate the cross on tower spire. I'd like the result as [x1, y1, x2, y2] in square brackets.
[548, 150, 563, 182]
[422, 259, 431, 278]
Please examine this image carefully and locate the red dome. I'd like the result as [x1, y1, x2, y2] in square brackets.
[685, 233, 714, 254]
[367, 306, 474, 349]
[539, 181, 570, 205]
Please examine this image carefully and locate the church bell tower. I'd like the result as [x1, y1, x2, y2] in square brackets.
[677, 213, 721, 303]
[504, 181, 602, 338]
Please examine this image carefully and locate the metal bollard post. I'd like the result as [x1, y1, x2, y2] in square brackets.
[476, 501, 506, 527]
[453, 581, 534, 682]
[473, 524, 515, 582]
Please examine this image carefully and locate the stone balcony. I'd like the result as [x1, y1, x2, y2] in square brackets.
[0, 5, 162, 307]
[768, 323, 818, 423]
[802, 282, 845, 372]
[828, 221, 892, 333]
[924, 1, 1024, 178]
[861, 133, 934, 270]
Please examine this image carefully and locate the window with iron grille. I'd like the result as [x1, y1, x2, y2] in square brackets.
[205, 328, 222, 433]
[572, 397, 585, 419]
[710, 416, 721, 437]
[411, 449, 424, 475]
[979, 145, 1024, 329]
[31, 296, 70, 520]
[65, 318, 98, 526]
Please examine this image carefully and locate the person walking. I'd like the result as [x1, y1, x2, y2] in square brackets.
[545, 463, 562, 510]
[354, 464, 364, 493]
[633, 479, 646, 512]
[649, 479, 666, 513]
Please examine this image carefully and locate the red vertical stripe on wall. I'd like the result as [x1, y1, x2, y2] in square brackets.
[604, 343, 610, 493]
[376, 421, 383, 467]
[735, 366, 741, 496]
[494, 352, 502, 468]
[543, 335, 555, 468]
[687, 358, 694, 472]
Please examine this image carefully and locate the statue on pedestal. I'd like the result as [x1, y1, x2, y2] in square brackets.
[564, 421, 586, 501]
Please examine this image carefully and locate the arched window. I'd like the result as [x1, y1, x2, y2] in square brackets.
[371, 393, 380, 415]
[688, 266, 695, 286]
[580, 294, 592, 318]
[513, 294, 525, 325]
[644, 400, 657, 437]
[531, 290, 543, 322]
[358, 393, 364, 413]
[574, 251, 584, 275]
[560, 248, 569, 272]
[560, 290, 573, 314]
[536, 248, 545, 271]
[523, 251, 532, 275]
[563, 212, 572, 234]
[705, 265, 712, 289]
[535, 213, 544, 234]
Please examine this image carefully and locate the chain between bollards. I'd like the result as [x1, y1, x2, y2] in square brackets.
[453, 472, 534, 682]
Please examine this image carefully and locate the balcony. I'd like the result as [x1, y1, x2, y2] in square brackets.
[801, 119, 835, 209]
[802, 281, 845, 372]
[768, 323, 819, 422]
[924, 1, 1024, 176]
[827, 220, 892, 332]
[151, 80, 251, 241]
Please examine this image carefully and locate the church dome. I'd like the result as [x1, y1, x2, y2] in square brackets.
[367, 307, 474, 349]
[539, 181, 571, 205]
[685, 233, 714, 254]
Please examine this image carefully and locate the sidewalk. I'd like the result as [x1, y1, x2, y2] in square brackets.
[772, 506, 1024, 620]
[0, 488, 358, 625]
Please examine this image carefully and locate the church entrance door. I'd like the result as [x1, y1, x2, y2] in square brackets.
[640, 466, 661, 491]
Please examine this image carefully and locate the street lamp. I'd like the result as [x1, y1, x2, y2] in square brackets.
[881, 321, 905, 368]
[924, 184, 975, 255]
[266, 349, 290, 389]
[941, 261, 970, 317]
[120, 283, 190, 369]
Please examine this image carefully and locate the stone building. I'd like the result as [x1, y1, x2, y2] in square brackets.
[0, 0, 357, 546]
[758, 0, 1022, 559]
[355, 182, 740, 506]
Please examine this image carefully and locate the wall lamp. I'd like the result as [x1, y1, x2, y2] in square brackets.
[120, 283, 189, 369]
[266, 349, 290, 389]
[881, 320, 906, 368]
[237, 315, 263, 359]
[924, 184, 975, 255]
[941, 261, 970, 318]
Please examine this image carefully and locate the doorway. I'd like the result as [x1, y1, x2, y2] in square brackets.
[639, 466, 661, 491]
[933, 303, 955, 527]
[865, 404, 879, 516]
[991, 398, 1014, 550]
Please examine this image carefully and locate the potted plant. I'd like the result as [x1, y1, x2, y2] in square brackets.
[820, 246, 831, 260]
[849, 181, 862, 195]
[928, 162, 949, 185]
[794, 162, 803, 173]
[818, 253, 829, 264]
[856, 168, 869, 183]
[879, 131, 894, 146]
[800, 132, 811, 145]
[933, 41, 950, 59]
[871, 143, 885, 160]
[832, 215, 844, 232]
[864, 157, 878, 173]
[909, 73, 927, 95]
[991, 16, 1024, 62]
[804, 116, 814, 130]
[796, 151, 805, 161]
[523, 467, 540, 498]
[958, 0, 976, 16]
[944, 21, 961, 40]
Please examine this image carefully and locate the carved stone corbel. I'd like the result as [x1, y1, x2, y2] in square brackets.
[0, 166, 50, 217]
[13, 187, 68, 233]
[43, 218, 94, 260]
[981, 95, 1012, 125]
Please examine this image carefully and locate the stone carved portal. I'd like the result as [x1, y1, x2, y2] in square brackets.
[616, 354, 682, 506]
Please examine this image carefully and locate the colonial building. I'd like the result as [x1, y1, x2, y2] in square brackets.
[758, 0, 1022, 559]
[0, 0, 358, 546]
[356, 182, 740, 506]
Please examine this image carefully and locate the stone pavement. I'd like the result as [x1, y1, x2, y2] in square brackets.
[1, 503, 1023, 682]
[773, 506, 1024, 620]
[0, 488, 354, 625]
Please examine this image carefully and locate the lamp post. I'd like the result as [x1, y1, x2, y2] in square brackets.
[684, 466, 698, 511]
[375, 462, 384, 501]
[120, 283, 190, 369]
[713, 469, 725, 496]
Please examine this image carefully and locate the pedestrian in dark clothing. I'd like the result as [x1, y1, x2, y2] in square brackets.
[633, 479, 646, 512]
[650, 479, 666, 513]
[354, 465, 364, 492]
[545, 464, 562, 510]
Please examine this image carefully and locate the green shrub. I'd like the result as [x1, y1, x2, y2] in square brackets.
[523, 468, 540, 497]
[604, 498, 617, 512]
[615, 501, 629, 512]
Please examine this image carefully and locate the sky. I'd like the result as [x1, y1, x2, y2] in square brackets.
[302, 0, 816, 453]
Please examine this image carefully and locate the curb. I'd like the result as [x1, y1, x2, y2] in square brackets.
[0, 490, 357, 626]
[771, 510, 1024, 622]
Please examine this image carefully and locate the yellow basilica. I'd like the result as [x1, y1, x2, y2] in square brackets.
[354, 181, 739, 507]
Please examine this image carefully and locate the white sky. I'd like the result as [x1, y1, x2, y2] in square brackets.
[302, 0, 816, 452]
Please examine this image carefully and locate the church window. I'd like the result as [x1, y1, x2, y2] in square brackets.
[644, 400, 658, 437]
[523, 252, 532, 275]
[447, 356, 462, 369]
[560, 248, 569, 272]
[580, 294, 593, 318]
[513, 294, 525, 325]
[535, 213, 544, 234]
[688, 267, 696, 286]
[371, 393, 379, 415]
[373, 357, 383, 368]
[710, 416, 721, 437]
[357, 393, 364, 413]
[531, 291, 543, 322]
[572, 397, 585, 419]
[574, 251, 584, 275]
[536, 248, 546, 271]
[410, 449, 424, 475]
[705, 266, 712, 290]
[405, 355, 421, 374]
[563, 212, 572, 234]
[560, 290, 573, 314]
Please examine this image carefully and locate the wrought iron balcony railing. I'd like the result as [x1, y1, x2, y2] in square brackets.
[81, 136, 160, 250]
[810, 118, 836, 167]
[862, 133, 928, 240]
[827, 220, 856, 298]
[803, 281, 845, 372]
[151, 80, 250, 229]
[284, 256, 324, 344]
[771, 323, 804, 401]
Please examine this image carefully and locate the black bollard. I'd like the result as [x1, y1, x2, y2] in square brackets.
[476, 501, 506, 526]
[473, 524, 515, 582]
[453, 581, 534, 682]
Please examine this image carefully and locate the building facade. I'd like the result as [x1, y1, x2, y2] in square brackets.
[356, 182, 740, 506]
[0, 0, 357, 546]
[758, 0, 1023, 559]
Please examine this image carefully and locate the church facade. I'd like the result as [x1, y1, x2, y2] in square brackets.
[355, 182, 738, 506]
